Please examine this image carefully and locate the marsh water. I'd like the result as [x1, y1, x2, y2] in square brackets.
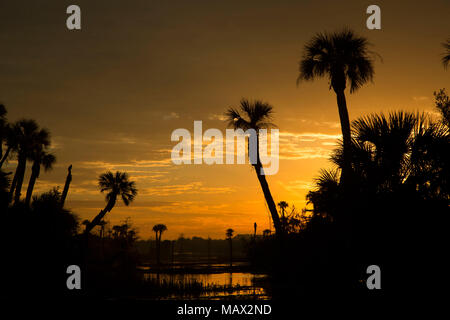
[140, 263, 270, 300]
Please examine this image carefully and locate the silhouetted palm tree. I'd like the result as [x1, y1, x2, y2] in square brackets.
[0, 122, 18, 169]
[225, 99, 282, 235]
[153, 224, 167, 265]
[85, 171, 137, 233]
[226, 228, 234, 267]
[317, 111, 450, 203]
[442, 39, 450, 69]
[278, 201, 289, 231]
[298, 29, 376, 187]
[25, 150, 56, 206]
[9, 120, 50, 204]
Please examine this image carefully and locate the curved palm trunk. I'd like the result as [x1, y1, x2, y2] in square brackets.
[25, 160, 40, 206]
[251, 136, 282, 235]
[13, 153, 27, 204]
[85, 196, 116, 234]
[335, 90, 353, 187]
[0, 146, 11, 169]
[254, 163, 282, 235]
[60, 165, 72, 207]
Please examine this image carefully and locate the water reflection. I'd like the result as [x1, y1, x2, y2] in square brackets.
[143, 272, 269, 299]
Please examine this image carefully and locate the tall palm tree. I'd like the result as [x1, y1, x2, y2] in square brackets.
[225, 99, 282, 235]
[25, 150, 56, 206]
[226, 228, 234, 268]
[9, 120, 50, 204]
[442, 39, 450, 69]
[298, 29, 376, 187]
[152, 224, 167, 265]
[85, 171, 137, 233]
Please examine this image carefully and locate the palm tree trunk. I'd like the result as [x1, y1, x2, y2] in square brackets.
[8, 166, 18, 203]
[0, 146, 11, 169]
[158, 232, 162, 265]
[250, 135, 282, 235]
[25, 161, 40, 206]
[13, 154, 27, 204]
[60, 165, 72, 207]
[229, 239, 232, 268]
[85, 197, 116, 234]
[335, 90, 353, 187]
[155, 231, 160, 266]
[254, 163, 282, 235]
[334, 89, 354, 252]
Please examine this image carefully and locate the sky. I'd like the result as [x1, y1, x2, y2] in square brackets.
[1, 0, 449, 239]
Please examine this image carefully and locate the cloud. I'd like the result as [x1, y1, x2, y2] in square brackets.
[208, 113, 227, 121]
[413, 96, 429, 101]
[277, 131, 339, 160]
[279, 131, 341, 141]
[163, 112, 180, 120]
[278, 180, 315, 193]
[78, 159, 173, 169]
[285, 119, 341, 129]
[279, 147, 332, 160]
[141, 182, 234, 196]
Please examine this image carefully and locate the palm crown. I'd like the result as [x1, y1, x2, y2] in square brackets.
[226, 228, 234, 239]
[225, 99, 275, 131]
[99, 171, 137, 208]
[298, 29, 375, 93]
[152, 224, 167, 234]
[14, 119, 50, 158]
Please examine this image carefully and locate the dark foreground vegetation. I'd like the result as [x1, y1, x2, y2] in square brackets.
[248, 94, 450, 299]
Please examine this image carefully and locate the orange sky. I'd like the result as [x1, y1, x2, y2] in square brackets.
[1, 0, 449, 239]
